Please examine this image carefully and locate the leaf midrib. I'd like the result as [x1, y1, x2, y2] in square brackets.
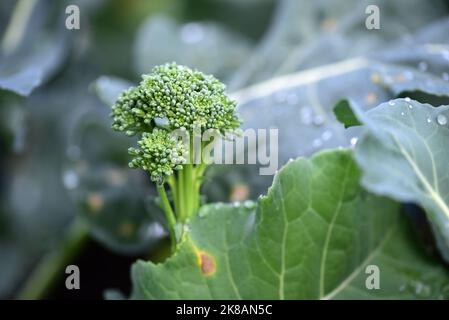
[396, 139, 449, 220]
[319, 160, 352, 298]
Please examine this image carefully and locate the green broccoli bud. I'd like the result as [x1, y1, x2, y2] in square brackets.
[128, 128, 187, 184]
[111, 86, 151, 136]
[111, 62, 241, 134]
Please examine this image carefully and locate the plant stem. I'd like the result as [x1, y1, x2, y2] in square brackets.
[167, 175, 179, 219]
[16, 218, 89, 300]
[177, 170, 185, 221]
[184, 164, 193, 217]
[157, 184, 177, 253]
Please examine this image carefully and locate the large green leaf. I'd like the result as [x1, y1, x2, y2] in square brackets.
[0, 0, 72, 96]
[229, 0, 447, 89]
[344, 98, 449, 262]
[131, 150, 449, 299]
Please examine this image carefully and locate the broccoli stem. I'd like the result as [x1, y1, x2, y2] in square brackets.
[177, 170, 186, 221]
[157, 139, 212, 251]
[157, 185, 177, 253]
[184, 164, 194, 218]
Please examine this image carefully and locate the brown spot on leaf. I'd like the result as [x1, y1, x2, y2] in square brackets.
[198, 251, 216, 276]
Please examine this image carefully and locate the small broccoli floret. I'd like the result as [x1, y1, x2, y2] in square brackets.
[111, 86, 152, 136]
[111, 63, 240, 134]
[128, 128, 187, 184]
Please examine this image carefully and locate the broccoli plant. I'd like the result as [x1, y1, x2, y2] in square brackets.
[111, 63, 241, 251]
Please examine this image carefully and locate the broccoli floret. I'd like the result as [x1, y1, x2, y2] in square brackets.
[111, 63, 240, 135]
[111, 63, 242, 253]
[128, 128, 187, 184]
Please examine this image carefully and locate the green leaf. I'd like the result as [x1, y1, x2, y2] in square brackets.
[0, 0, 69, 96]
[350, 98, 449, 262]
[230, 0, 447, 89]
[333, 99, 362, 128]
[131, 150, 449, 299]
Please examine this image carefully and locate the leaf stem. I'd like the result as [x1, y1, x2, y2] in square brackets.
[16, 218, 89, 300]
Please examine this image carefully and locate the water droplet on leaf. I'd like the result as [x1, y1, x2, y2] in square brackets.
[312, 138, 322, 148]
[313, 115, 325, 126]
[322, 130, 333, 141]
[418, 61, 428, 71]
[437, 114, 448, 126]
[63, 170, 79, 189]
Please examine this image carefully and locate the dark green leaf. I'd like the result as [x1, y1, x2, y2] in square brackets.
[333, 99, 362, 128]
[131, 150, 449, 299]
[351, 98, 449, 262]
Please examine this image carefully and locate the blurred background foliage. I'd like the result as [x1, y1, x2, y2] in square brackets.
[1, 0, 449, 299]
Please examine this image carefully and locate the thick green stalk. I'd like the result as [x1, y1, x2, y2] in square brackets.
[184, 164, 194, 218]
[177, 170, 186, 222]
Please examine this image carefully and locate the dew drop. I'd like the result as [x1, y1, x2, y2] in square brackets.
[388, 100, 395, 106]
[350, 137, 358, 147]
[442, 51, 449, 61]
[418, 61, 428, 71]
[401, 112, 405, 116]
[62, 170, 79, 189]
[437, 114, 448, 126]
[443, 72, 449, 81]
[321, 130, 333, 141]
[427, 118, 432, 123]
[408, 104, 413, 109]
[313, 115, 325, 126]
[312, 138, 322, 148]
[404, 97, 411, 102]
[243, 200, 255, 209]
[300, 107, 313, 125]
